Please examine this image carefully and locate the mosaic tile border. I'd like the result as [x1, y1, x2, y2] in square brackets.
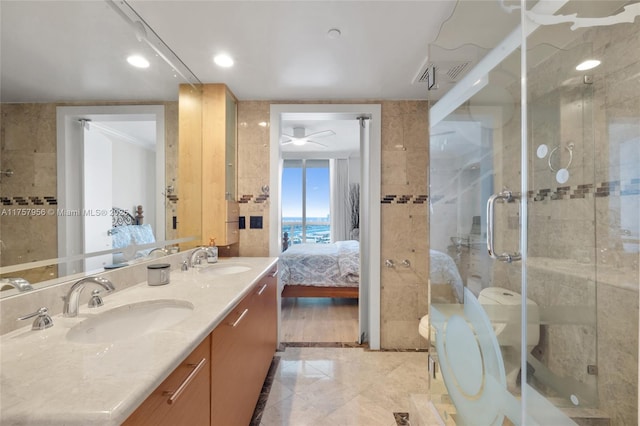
[278, 342, 428, 352]
[430, 178, 640, 205]
[1, 196, 57, 206]
[278, 342, 367, 350]
[381, 194, 428, 204]
[239, 194, 270, 204]
[0, 195, 180, 207]
[529, 178, 640, 201]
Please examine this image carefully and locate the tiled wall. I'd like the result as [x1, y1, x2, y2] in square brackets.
[1, 104, 58, 281]
[492, 20, 639, 426]
[379, 101, 429, 350]
[236, 100, 429, 349]
[236, 101, 272, 257]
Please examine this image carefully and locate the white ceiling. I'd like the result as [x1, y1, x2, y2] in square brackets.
[128, 1, 457, 101]
[2, 1, 629, 103]
[1, 1, 456, 103]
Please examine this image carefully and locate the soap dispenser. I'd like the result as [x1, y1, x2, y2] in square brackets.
[207, 238, 219, 264]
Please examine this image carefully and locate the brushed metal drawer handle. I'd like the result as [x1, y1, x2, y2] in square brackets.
[257, 284, 268, 295]
[163, 357, 207, 405]
[270, 268, 278, 277]
[231, 308, 249, 327]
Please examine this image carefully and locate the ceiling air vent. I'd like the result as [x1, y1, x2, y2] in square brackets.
[415, 64, 436, 84]
[446, 61, 470, 81]
[413, 60, 473, 89]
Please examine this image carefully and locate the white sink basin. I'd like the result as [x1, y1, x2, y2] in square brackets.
[197, 262, 251, 275]
[66, 299, 194, 344]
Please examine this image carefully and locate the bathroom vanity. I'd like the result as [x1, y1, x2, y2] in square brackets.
[0, 256, 278, 425]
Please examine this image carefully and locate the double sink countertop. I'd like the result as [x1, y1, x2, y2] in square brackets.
[0, 256, 278, 426]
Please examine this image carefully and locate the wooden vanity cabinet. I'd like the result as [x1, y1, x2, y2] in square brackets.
[211, 267, 278, 425]
[124, 266, 278, 426]
[124, 335, 211, 426]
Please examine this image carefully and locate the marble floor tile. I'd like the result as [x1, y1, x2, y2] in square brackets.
[264, 378, 295, 409]
[259, 347, 431, 426]
[313, 395, 399, 426]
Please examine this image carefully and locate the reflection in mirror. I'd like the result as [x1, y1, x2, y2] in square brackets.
[0, 1, 201, 295]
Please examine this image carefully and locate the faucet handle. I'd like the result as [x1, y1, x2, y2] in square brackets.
[88, 289, 104, 308]
[18, 307, 53, 331]
[181, 260, 189, 271]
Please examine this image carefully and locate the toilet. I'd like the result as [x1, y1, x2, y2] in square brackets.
[477, 287, 540, 352]
[418, 284, 540, 354]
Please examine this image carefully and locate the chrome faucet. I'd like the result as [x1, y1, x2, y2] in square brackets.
[18, 307, 53, 330]
[189, 247, 215, 267]
[63, 277, 115, 317]
[0, 277, 33, 292]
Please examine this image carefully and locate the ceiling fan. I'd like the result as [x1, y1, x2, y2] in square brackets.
[280, 127, 335, 148]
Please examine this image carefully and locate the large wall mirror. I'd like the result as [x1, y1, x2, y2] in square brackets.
[0, 1, 201, 296]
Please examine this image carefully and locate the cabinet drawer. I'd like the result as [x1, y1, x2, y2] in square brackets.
[124, 336, 211, 426]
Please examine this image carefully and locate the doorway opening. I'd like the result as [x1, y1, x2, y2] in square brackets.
[269, 104, 381, 349]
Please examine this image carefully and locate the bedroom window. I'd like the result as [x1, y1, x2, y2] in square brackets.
[282, 159, 330, 244]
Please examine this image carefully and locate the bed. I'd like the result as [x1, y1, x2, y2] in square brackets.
[429, 249, 464, 303]
[278, 240, 360, 299]
[110, 206, 156, 261]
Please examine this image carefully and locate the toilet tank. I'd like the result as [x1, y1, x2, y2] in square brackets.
[478, 287, 540, 349]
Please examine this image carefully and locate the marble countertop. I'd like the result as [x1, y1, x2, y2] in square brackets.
[0, 256, 278, 426]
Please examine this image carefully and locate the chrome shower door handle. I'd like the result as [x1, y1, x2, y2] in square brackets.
[486, 190, 522, 263]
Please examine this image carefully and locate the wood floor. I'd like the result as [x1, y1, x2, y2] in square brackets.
[280, 297, 359, 343]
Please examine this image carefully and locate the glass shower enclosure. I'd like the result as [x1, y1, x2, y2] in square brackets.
[427, 1, 639, 424]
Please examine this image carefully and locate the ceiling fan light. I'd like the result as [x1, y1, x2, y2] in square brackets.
[293, 139, 307, 146]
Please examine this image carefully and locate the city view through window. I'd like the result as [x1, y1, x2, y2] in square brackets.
[282, 159, 330, 244]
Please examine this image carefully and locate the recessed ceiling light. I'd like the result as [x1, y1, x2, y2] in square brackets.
[214, 54, 234, 68]
[576, 59, 601, 71]
[127, 55, 150, 68]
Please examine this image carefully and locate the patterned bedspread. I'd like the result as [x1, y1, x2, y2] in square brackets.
[278, 240, 360, 288]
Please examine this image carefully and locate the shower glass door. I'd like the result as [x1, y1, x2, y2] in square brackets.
[428, 37, 542, 422]
[426, 0, 640, 424]
[525, 1, 639, 424]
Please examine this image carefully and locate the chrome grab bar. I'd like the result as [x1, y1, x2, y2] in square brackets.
[486, 190, 522, 263]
